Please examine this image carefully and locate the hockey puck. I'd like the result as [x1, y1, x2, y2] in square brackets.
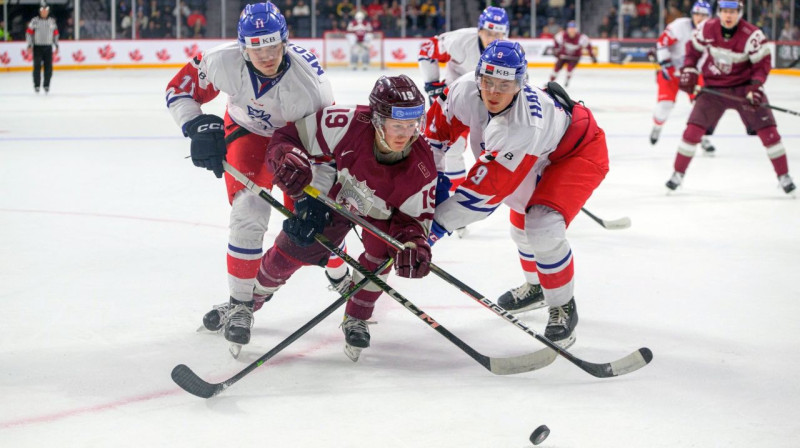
[529, 425, 550, 445]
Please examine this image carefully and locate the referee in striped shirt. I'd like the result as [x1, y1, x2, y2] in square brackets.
[26, 4, 59, 94]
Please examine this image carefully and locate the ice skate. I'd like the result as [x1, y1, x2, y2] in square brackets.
[200, 294, 270, 332]
[34, 87, 40, 94]
[224, 299, 255, 358]
[545, 298, 578, 349]
[779, 174, 796, 195]
[455, 226, 469, 238]
[700, 136, 715, 155]
[44, 87, 50, 94]
[665, 171, 684, 191]
[326, 269, 353, 295]
[650, 126, 662, 145]
[497, 282, 545, 313]
[341, 314, 372, 362]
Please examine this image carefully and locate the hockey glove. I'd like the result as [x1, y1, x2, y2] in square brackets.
[184, 114, 227, 178]
[283, 195, 331, 247]
[591, 55, 598, 64]
[424, 81, 446, 105]
[395, 239, 432, 279]
[679, 67, 699, 95]
[435, 171, 452, 206]
[659, 59, 674, 81]
[270, 146, 313, 198]
[746, 80, 766, 106]
[427, 220, 450, 246]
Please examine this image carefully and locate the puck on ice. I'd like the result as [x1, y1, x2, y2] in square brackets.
[529, 425, 550, 445]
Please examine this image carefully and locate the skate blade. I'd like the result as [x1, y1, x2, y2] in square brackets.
[343, 344, 363, 362]
[553, 333, 576, 350]
[229, 343, 243, 359]
[455, 227, 469, 238]
[506, 300, 548, 314]
[196, 325, 222, 333]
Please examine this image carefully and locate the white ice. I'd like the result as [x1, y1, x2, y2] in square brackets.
[1, 65, 799, 448]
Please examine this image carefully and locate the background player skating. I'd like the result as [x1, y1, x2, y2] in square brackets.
[253, 75, 436, 361]
[667, 0, 795, 194]
[165, 2, 346, 353]
[418, 6, 509, 192]
[650, 1, 715, 154]
[549, 21, 596, 88]
[426, 41, 609, 348]
[346, 11, 372, 70]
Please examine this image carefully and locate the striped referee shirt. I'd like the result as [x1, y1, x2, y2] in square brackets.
[26, 17, 59, 46]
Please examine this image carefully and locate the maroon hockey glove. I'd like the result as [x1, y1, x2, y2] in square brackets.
[746, 81, 766, 106]
[679, 67, 699, 95]
[395, 239, 432, 279]
[269, 146, 313, 197]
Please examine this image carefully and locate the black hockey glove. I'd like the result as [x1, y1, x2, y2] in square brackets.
[184, 114, 227, 178]
[659, 59, 674, 81]
[424, 81, 446, 105]
[435, 171, 452, 206]
[283, 195, 332, 247]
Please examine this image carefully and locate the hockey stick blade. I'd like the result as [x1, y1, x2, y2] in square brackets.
[172, 364, 225, 398]
[575, 347, 653, 378]
[581, 207, 631, 230]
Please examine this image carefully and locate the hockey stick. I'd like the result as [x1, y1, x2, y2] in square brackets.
[304, 185, 653, 378]
[698, 86, 800, 117]
[580, 207, 632, 230]
[217, 161, 559, 376]
[171, 260, 389, 399]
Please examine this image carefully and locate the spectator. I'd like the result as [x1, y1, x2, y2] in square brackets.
[293, 0, 310, 17]
[186, 9, 206, 38]
[598, 15, 614, 38]
[337, 0, 356, 20]
[366, 0, 384, 19]
[0, 21, 10, 42]
[779, 22, 799, 41]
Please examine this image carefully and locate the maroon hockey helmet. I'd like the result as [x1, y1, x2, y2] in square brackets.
[369, 75, 425, 120]
[369, 75, 426, 151]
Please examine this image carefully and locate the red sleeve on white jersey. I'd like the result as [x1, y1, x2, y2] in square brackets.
[165, 54, 221, 112]
[419, 36, 452, 64]
[424, 88, 469, 171]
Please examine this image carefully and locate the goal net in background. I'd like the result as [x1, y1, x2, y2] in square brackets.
[322, 31, 385, 70]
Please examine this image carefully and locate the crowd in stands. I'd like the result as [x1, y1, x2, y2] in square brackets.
[2, 0, 799, 42]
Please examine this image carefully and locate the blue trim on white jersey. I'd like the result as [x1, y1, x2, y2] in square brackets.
[456, 189, 500, 213]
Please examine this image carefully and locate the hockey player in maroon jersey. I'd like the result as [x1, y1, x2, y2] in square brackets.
[549, 21, 596, 88]
[667, 0, 796, 194]
[249, 75, 436, 361]
[426, 41, 609, 348]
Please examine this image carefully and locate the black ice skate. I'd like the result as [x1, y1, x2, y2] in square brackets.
[34, 87, 40, 94]
[341, 314, 372, 362]
[649, 126, 662, 145]
[779, 174, 796, 194]
[200, 294, 271, 332]
[224, 299, 255, 358]
[700, 136, 715, 155]
[545, 298, 578, 349]
[498, 282, 546, 313]
[326, 269, 353, 295]
[665, 171, 684, 191]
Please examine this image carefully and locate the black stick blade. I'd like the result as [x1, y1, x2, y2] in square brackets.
[171, 364, 224, 399]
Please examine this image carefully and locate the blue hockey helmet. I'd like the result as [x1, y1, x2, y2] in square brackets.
[717, 1, 742, 11]
[566, 20, 577, 29]
[237, 2, 288, 52]
[690, 1, 712, 16]
[475, 40, 528, 90]
[477, 7, 509, 37]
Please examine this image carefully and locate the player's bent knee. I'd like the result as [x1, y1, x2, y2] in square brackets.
[682, 123, 706, 144]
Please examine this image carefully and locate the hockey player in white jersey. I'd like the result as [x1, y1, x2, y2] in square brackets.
[426, 41, 609, 348]
[346, 11, 373, 70]
[418, 6, 509, 192]
[165, 2, 346, 354]
[650, 1, 715, 153]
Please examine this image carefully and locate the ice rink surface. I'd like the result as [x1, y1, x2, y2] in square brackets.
[1, 64, 799, 447]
